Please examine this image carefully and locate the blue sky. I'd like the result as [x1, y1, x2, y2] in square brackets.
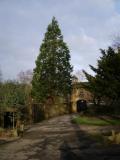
[0, 0, 120, 80]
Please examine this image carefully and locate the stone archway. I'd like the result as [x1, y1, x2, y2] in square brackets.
[76, 99, 87, 112]
[71, 82, 93, 113]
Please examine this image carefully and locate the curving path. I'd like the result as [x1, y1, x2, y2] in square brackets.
[0, 114, 120, 160]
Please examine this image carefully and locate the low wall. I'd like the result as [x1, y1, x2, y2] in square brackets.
[44, 102, 69, 119]
[32, 97, 70, 122]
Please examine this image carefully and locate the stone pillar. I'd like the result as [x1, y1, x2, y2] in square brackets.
[71, 101, 77, 113]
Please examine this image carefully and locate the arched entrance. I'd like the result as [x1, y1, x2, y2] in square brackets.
[76, 99, 87, 112]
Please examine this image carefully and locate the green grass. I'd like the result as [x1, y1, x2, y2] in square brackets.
[72, 116, 120, 126]
[0, 128, 4, 132]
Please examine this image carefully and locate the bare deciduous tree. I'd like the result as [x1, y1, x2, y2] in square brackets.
[17, 70, 33, 84]
[0, 67, 2, 82]
[74, 70, 86, 82]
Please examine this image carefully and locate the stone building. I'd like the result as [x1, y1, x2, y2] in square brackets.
[71, 82, 93, 112]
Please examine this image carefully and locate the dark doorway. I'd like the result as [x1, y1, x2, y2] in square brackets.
[4, 112, 13, 128]
[77, 100, 87, 112]
[32, 104, 45, 123]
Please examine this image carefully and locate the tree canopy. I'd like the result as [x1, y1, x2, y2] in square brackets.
[32, 17, 73, 102]
[83, 46, 120, 105]
[0, 80, 31, 124]
[0, 81, 27, 108]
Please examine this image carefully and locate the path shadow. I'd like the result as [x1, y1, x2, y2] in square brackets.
[98, 115, 120, 125]
[59, 114, 120, 160]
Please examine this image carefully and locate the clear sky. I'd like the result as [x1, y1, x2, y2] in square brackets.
[0, 0, 120, 80]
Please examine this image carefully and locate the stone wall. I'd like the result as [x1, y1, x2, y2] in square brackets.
[32, 97, 69, 122]
[44, 96, 69, 119]
[32, 83, 93, 121]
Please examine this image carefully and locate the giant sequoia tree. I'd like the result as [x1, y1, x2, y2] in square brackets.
[32, 17, 72, 102]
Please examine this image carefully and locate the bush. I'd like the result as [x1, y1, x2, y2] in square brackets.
[85, 103, 120, 116]
[0, 128, 5, 136]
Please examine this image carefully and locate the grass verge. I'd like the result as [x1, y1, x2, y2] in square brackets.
[72, 116, 120, 126]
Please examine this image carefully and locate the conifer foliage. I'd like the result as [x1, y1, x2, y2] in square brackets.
[32, 17, 73, 102]
[83, 47, 120, 105]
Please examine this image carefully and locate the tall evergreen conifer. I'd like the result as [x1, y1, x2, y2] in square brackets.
[83, 47, 120, 105]
[32, 17, 72, 102]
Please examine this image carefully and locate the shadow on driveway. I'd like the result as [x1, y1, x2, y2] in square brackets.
[60, 114, 120, 160]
